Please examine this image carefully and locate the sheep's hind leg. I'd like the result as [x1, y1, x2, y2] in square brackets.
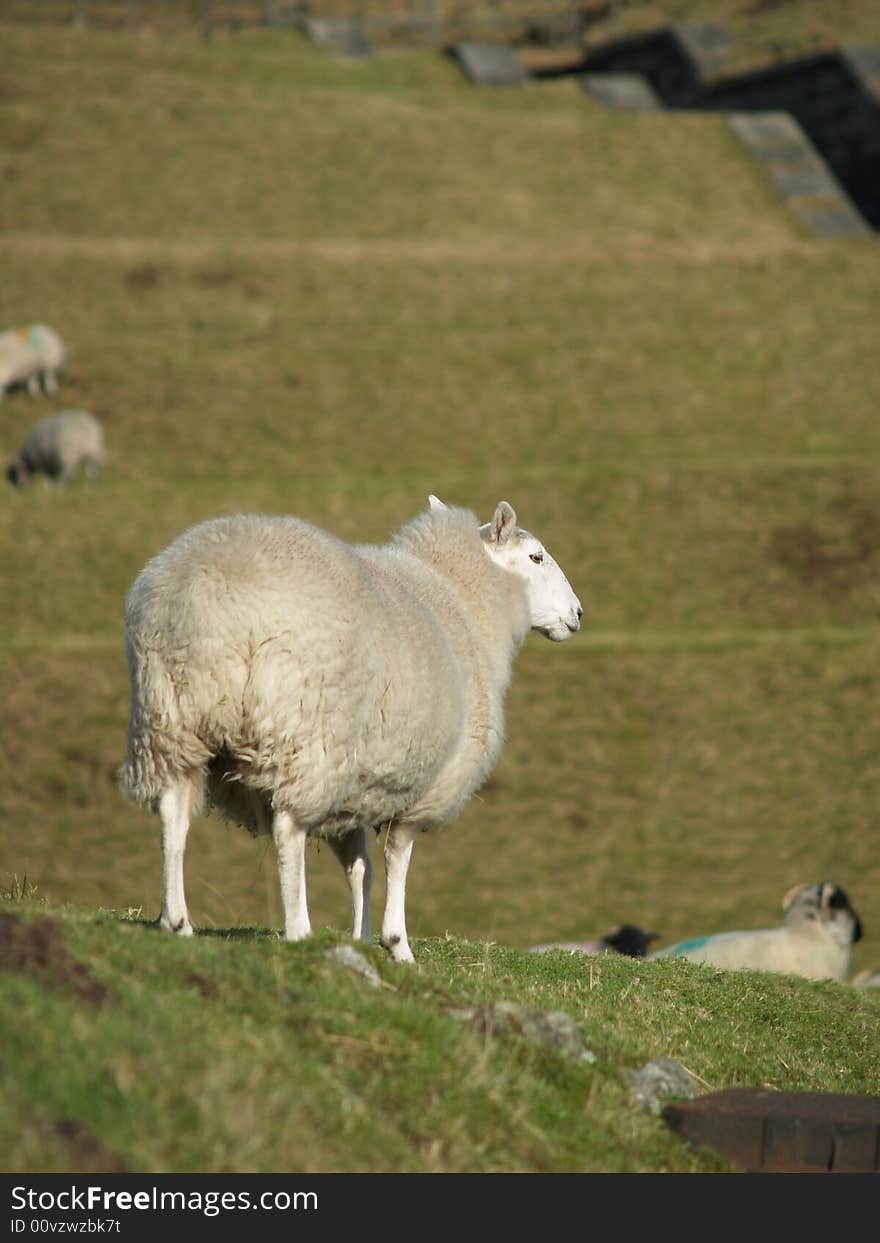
[381, 824, 416, 963]
[158, 783, 196, 936]
[273, 809, 311, 942]
[329, 829, 372, 942]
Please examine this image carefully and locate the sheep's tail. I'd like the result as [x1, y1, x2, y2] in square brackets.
[118, 644, 209, 814]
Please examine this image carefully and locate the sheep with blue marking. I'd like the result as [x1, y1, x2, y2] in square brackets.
[650, 882, 862, 982]
[0, 324, 66, 400]
[119, 496, 582, 961]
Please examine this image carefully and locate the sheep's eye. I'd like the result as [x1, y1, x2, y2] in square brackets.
[530, 552, 544, 565]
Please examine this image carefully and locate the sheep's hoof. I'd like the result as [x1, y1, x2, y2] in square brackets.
[382, 934, 415, 964]
[159, 915, 194, 937]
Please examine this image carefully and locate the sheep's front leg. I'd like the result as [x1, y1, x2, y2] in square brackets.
[381, 824, 416, 963]
[158, 783, 195, 936]
[329, 828, 372, 942]
[273, 809, 311, 941]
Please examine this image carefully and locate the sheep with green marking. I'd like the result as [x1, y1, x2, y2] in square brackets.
[650, 882, 862, 982]
[0, 324, 66, 400]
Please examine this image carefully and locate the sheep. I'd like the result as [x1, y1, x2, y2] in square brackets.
[530, 925, 660, 958]
[0, 324, 66, 400]
[6, 410, 105, 488]
[119, 496, 582, 961]
[649, 882, 862, 982]
[851, 970, 880, 989]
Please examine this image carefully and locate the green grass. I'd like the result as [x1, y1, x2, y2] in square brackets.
[1, 18, 879, 1172]
[1, 899, 877, 1173]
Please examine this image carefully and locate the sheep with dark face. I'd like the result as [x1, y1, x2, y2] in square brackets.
[7, 410, 104, 488]
[0, 324, 66, 400]
[530, 925, 660, 958]
[650, 882, 863, 982]
[119, 497, 582, 960]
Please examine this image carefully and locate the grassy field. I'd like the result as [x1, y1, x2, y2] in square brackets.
[1, 16, 879, 1172]
[6, 0, 880, 70]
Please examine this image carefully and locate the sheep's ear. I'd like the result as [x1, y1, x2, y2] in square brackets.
[428, 494, 448, 511]
[818, 882, 836, 919]
[487, 501, 516, 547]
[782, 882, 810, 912]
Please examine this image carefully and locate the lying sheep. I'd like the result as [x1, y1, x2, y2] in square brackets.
[851, 970, 880, 989]
[6, 410, 105, 488]
[649, 882, 862, 982]
[0, 324, 66, 400]
[119, 496, 582, 961]
[530, 924, 660, 959]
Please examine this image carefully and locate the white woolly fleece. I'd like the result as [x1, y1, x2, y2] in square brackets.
[119, 504, 532, 839]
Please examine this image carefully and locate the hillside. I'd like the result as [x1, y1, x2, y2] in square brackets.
[2, 898, 878, 1172]
[0, 19, 879, 1172]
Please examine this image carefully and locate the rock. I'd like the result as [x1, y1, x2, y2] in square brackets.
[325, 944, 382, 988]
[450, 1000, 597, 1063]
[625, 1057, 698, 1115]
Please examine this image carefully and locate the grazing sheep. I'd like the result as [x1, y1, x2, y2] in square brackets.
[530, 924, 660, 958]
[649, 882, 863, 982]
[7, 410, 105, 488]
[119, 496, 582, 961]
[0, 324, 66, 400]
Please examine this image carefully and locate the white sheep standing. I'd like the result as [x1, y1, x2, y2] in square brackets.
[6, 410, 105, 488]
[119, 496, 582, 961]
[649, 882, 863, 982]
[0, 324, 66, 400]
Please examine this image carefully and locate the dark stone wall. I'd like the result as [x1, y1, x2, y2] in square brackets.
[700, 48, 880, 228]
[578, 23, 731, 105]
[572, 25, 880, 231]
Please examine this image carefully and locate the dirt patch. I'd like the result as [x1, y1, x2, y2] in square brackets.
[769, 498, 880, 598]
[184, 970, 218, 1000]
[0, 912, 114, 1007]
[54, 1119, 129, 1173]
[123, 263, 162, 291]
[192, 266, 236, 287]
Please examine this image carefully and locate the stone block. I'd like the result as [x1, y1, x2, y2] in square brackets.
[580, 73, 660, 111]
[452, 43, 528, 87]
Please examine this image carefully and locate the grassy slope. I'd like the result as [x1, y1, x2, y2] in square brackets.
[2, 898, 878, 1173]
[0, 22, 879, 1171]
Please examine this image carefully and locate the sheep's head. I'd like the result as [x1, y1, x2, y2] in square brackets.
[430, 496, 582, 642]
[782, 881, 863, 948]
[6, 457, 29, 488]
